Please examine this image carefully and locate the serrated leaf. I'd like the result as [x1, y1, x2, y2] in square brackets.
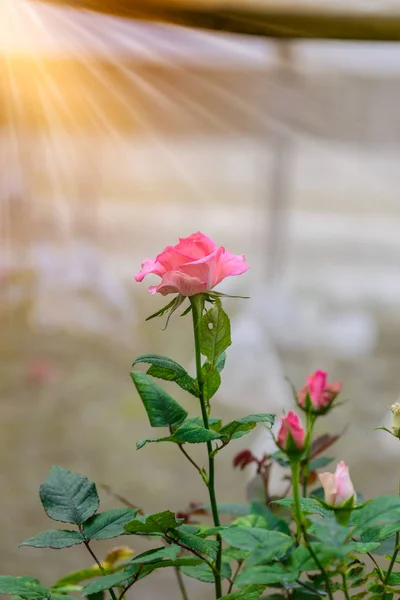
[39, 466, 99, 525]
[250, 501, 290, 535]
[274, 497, 332, 518]
[83, 508, 139, 540]
[202, 365, 221, 401]
[220, 585, 266, 600]
[246, 532, 294, 566]
[348, 541, 380, 554]
[133, 355, 198, 397]
[130, 371, 187, 428]
[219, 414, 275, 441]
[137, 418, 222, 448]
[124, 510, 183, 535]
[220, 526, 273, 551]
[180, 561, 231, 583]
[235, 564, 299, 587]
[0, 578, 51, 600]
[82, 572, 130, 596]
[200, 301, 231, 365]
[172, 529, 219, 559]
[20, 530, 84, 549]
[353, 496, 400, 534]
[128, 545, 180, 565]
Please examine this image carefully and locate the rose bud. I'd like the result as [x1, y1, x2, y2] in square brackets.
[318, 461, 356, 508]
[277, 411, 306, 454]
[391, 403, 400, 438]
[134, 231, 249, 297]
[297, 370, 342, 414]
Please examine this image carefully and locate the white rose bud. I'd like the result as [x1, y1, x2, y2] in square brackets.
[391, 403, 400, 438]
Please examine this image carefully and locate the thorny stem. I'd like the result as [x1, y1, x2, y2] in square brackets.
[291, 458, 334, 600]
[190, 294, 222, 599]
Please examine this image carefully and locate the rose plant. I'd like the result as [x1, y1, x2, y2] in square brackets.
[2, 232, 400, 600]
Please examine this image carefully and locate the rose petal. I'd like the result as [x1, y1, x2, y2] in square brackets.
[134, 258, 165, 282]
[175, 232, 217, 259]
[154, 270, 208, 297]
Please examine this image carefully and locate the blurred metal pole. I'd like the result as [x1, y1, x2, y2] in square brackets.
[266, 42, 294, 281]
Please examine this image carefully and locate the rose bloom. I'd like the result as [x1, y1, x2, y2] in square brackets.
[318, 461, 355, 507]
[297, 370, 342, 412]
[134, 232, 249, 296]
[277, 411, 305, 451]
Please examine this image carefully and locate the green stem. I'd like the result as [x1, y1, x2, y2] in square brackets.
[302, 413, 316, 498]
[341, 571, 351, 600]
[190, 294, 222, 599]
[84, 541, 118, 600]
[291, 459, 334, 600]
[174, 567, 190, 600]
[383, 461, 400, 592]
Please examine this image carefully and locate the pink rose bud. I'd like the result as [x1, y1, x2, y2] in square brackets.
[277, 411, 305, 453]
[134, 232, 249, 297]
[297, 370, 342, 413]
[318, 461, 355, 508]
[391, 403, 400, 438]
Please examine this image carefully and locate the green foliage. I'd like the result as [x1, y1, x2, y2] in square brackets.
[124, 510, 183, 535]
[235, 564, 299, 587]
[219, 414, 275, 441]
[202, 364, 222, 401]
[220, 586, 266, 599]
[132, 355, 198, 397]
[130, 371, 188, 428]
[353, 496, 400, 534]
[180, 561, 231, 583]
[171, 528, 219, 559]
[128, 545, 180, 565]
[39, 467, 99, 525]
[0, 578, 68, 600]
[82, 508, 139, 540]
[136, 416, 223, 448]
[20, 530, 84, 549]
[82, 572, 132, 595]
[274, 497, 332, 518]
[200, 301, 231, 365]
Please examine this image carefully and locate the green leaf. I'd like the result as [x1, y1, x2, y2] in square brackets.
[128, 545, 180, 565]
[130, 371, 187, 428]
[202, 365, 221, 401]
[19, 530, 84, 549]
[0, 578, 51, 600]
[172, 529, 219, 559]
[250, 501, 291, 535]
[137, 417, 222, 448]
[200, 301, 231, 365]
[181, 561, 231, 583]
[53, 568, 102, 588]
[82, 573, 130, 596]
[245, 532, 294, 566]
[213, 503, 251, 516]
[124, 510, 183, 535]
[39, 466, 99, 525]
[132, 355, 198, 397]
[308, 456, 334, 471]
[220, 586, 266, 600]
[219, 414, 275, 441]
[353, 496, 400, 534]
[215, 352, 227, 373]
[274, 497, 332, 518]
[220, 526, 274, 551]
[349, 541, 380, 554]
[144, 297, 178, 322]
[83, 508, 139, 540]
[235, 564, 299, 587]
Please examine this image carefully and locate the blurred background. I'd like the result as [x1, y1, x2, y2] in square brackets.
[2, 0, 400, 597]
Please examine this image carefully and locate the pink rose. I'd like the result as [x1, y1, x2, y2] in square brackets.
[277, 411, 305, 452]
[318, 461, 355, 507]
[297, 370, 342, 412]
[134, 232, 249, 296]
